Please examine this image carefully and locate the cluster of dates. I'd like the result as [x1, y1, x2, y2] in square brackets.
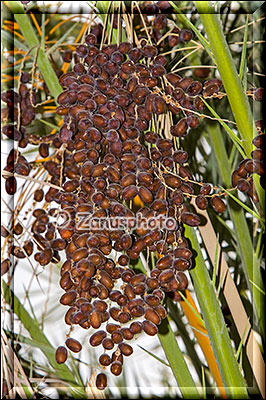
[232, 123, 265, 198]
[1, 0, 265, 392]
[2, 72, 37, 195]
[50, 35, 228, 389]
[1, 31, 229, 390]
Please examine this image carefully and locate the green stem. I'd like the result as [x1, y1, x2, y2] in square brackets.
[185, 227, 249, 398]
[8, 1, 62, 102]
[158, 317, 200, 399]
[207, 121, 265, 340]
[2, 280, 86, 398]
[194, 1, 264, 213]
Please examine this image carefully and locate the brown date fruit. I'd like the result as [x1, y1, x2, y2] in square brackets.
[34, 189, 44, 202]
[55, 346, 68, 364]
[143, 320, 158, 336]
[96, 373, 107, 390]
[237, 179, 251, 193]
[121, 328, 134, 340]
[89, 330, 107, 347]
[210, 196, 226, 213]
[171, 118, 188, 137]
[102, 337, 114, 350]
[65, 338, 82, 353]
[130, 321, 143, 334]
[118, 343, 133, 356]
[5, 177, 17, 195]
[62, 50, 73, 63]
[111, 330, 124, 344]
[90, 310, 102, 329]
[173, 258, 191, 271]
[99, 354, 111, 367]
[60, 291, 77, 306]
[110, 361, 122, 376]
[179, 29, 193, 42]
[200, 184, 212, 195]
[252, 134, 264, 148]
[181, 212, 200, 226]
[144, 308, 161, 325]
[254, 88, 264, 101]
[1, 259, 11, 276]
[39, 143, 49, 158]
[195, 195, 208, 210]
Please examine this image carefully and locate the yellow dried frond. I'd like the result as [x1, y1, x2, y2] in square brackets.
[75, 19, 88, 43]
[3, 24, 24, 40]
[2, 77, 16, 83]
[50, 119, 64, 135]
[4, 20, 20, 30]
[181, 291, 226, 398]
[30, 12, 42, 37]
[49, 16, 79, 36]
[44, 13, 56, 26]
[61, 62, 69, 74]
[3, 49, 27, 55]
[10, 56, 31, 67]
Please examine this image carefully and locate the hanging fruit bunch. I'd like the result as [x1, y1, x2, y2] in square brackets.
[1, 1, 264, 392]
[54, 35, 229, 387]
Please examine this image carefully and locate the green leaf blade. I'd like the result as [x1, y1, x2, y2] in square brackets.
[186, 226, 249, 398]
[158, 317, 201, 399]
